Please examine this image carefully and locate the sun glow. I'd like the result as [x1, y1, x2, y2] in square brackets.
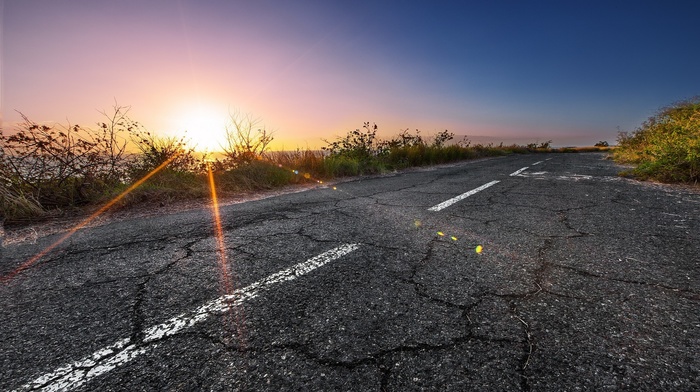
[174, 105, 229, 152]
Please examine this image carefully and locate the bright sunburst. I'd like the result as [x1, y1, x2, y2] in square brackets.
[175, 105, 228, 152]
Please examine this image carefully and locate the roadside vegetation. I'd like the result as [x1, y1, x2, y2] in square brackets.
[613, 97, 700, 184]
[1, 105, 605, 226]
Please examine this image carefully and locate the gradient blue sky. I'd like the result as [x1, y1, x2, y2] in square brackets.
[2, 0, 699, 149]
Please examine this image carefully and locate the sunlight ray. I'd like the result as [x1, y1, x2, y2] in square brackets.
[207, 164, 248, 347]
[1, 155, 180, 283]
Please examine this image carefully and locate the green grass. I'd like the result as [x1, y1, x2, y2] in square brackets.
[613, 98, 700, 184]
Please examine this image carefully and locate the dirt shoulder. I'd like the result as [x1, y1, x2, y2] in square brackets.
[2, 183, 324, 246]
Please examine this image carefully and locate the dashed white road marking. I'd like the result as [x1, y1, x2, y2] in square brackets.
[555, 174, 592, 181]
[509, 167, 529, 177]
[428, 180, 500, 211]
[531, 161, 544, 166]
[13, 243, 361, 392]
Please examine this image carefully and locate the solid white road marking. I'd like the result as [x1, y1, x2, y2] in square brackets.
[531, 161, 544, 166]
[509, 167, 529, 177]
[428, 180, 500, 212]
[13, 243, 361, 392]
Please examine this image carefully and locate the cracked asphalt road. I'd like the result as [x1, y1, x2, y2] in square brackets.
[1, 153, 699, 391]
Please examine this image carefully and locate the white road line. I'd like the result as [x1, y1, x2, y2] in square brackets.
[531, 161, 544, 166]
[13, 243, 361, 392]
[428, 180, 500, 212]
[509, 167, 529, 177]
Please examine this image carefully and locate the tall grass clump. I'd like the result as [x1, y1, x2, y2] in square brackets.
[614, 98, 700, 184]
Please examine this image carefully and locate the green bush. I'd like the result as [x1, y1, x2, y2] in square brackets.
[614, 98, 700, 183]
[129, 129, 201, 179]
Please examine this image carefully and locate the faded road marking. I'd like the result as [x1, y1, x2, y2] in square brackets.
[531, 161, 544, 166]
[428, 180, 500, 212]
[509, 167, 529, 177]
[13, 243, 361, 392]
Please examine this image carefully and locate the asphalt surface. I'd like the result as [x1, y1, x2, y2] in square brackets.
[1, 153, 699, 391]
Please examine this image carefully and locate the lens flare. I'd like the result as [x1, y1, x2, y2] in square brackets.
[1, 155, 180, 283]
[207, 164, 247, 347]
[475, 245, 483, 254]
[208, 165, 233, 294]
[437, 231, 444, 236]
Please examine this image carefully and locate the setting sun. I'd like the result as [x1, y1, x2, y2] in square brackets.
[174, 105, 229, 152]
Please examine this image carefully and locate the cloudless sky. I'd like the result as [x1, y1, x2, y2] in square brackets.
[2, 0, 699, 149]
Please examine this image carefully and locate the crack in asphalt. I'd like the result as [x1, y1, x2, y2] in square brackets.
[548, 262, 700, 300]
[129, 239, 197, 345]
[6, 155, 699, 391]
[510, 305, 534, 391]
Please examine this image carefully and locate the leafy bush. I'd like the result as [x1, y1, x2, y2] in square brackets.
[323, 122, 380, 162]
[614, 98, 700, 183]
[129, 128, 201, 179]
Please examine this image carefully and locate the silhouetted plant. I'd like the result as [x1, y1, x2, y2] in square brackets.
[431, 130, 454, 148]
[378, 129, 424, 151]
[222, 110, 274, 166]
[129, 128, 200, 178]
[0, 112, 111, 209]
[93, 103, 133, 183]
[322, 122, 379, 161]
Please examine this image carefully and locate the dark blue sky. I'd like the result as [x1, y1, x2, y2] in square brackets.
[3, 0, 699, 148]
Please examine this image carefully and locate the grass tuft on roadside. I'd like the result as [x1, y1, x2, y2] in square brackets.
[613, 98, 700, 184]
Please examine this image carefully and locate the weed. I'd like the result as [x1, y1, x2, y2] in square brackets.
[221, 110, 274, 167]
[614, 97, 700, 184]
